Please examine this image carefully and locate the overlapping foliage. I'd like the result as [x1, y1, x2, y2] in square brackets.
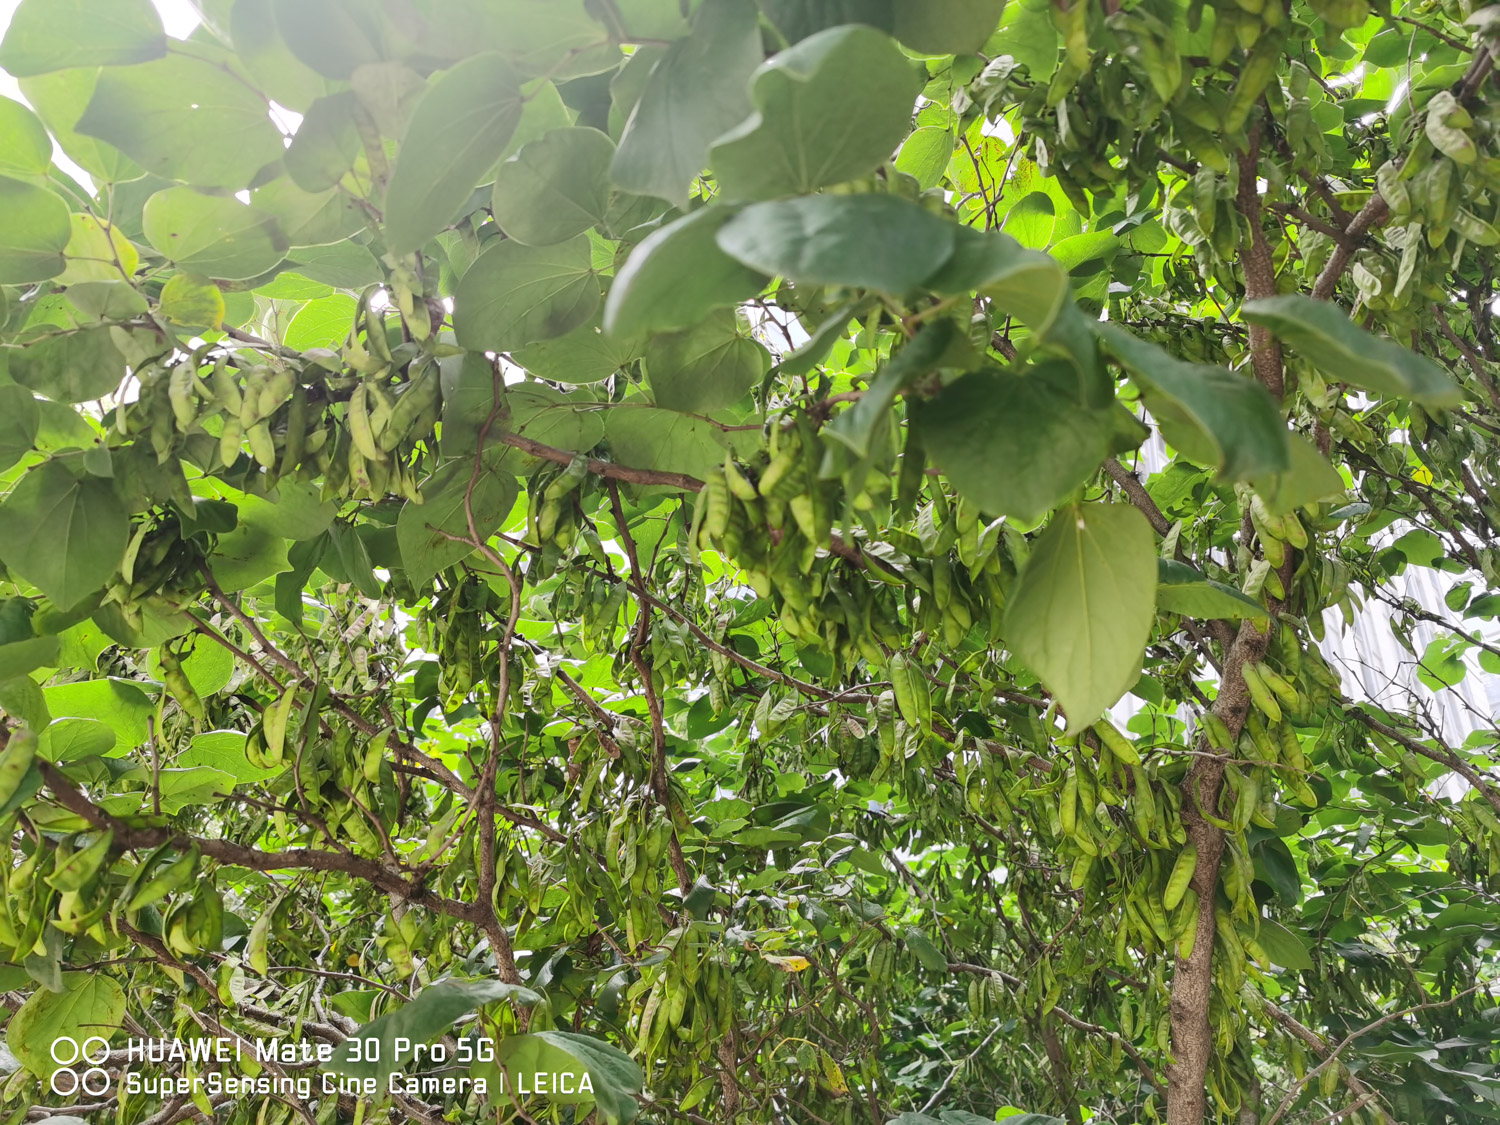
[0, 1, 1499, 1123]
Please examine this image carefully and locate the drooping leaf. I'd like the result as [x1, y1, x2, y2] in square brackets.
[604, 206, 768, 339]
[75, 54, 286, 190]
[0, 0, 165, 78]
[0, 385, 42, 473]
[283, 91, 361, 193]
[925, 224, 1069, 330]
[0, 463, 128, 610]
[895, 125, 955, 190]
[269, 0, 383, 80]
[1242, 294, 1463, 407]
[913, 363, 1112, 523]
[141, 188, 289, 281]
[492, 127, 616, 246]
[904, 927, 949, 972]
[609, 0, 763, 206]
[453, 235, 601, 352]
[327, 979, 541, 1081]
[5, 973, 125, 1077]
[1096, 322, 1290, 481]
[717, 194, 957, 295]
[0, 175, 71, 284]
[604, 405, 728, 483]
[1156, 559, 1270, 624]
[383, 53, 526, 255]
[17, 69, 143, 184]
[709, 25, 921, 200]
[494, 1031, 645, 1124]
[1003, 502, 1157, 731]
[9, 327, 127, 404]
[645, 310, 769, 414]
[1255, 918, 1314, 971]
[1250, 432, 1347, 517]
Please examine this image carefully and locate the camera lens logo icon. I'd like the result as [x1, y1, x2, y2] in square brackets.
[49, 1038, 112, 1097]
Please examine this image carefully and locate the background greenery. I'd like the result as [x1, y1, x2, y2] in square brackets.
[0, 0, 1498, 1123]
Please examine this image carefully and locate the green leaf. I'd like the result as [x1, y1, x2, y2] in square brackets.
[1003, 502, 1157, 731]
[914, 365, 1112, 523]
[513, 315, 642, 384]
[158, 273, 227, 330]
[1156, 559, 1269, 624]
[141, 188, 289, 281]
[328, 979, 541, 1081]
[284, 92, 361, 193]
[494, 1031, 645, 1124]
[492, 127, 616, 246]
[717, 194, 957, 295]
[0, 176, 71, 284]
[0, 97, 54, 177]
[9, 327, 127, 403]
[270, 0, 382, 80]
[0, 384, 42, 472]
[609, 0, 763, 206]
[710, 25, 921, 200]
[384, 53, 526, 255]
[5, 973, 125, 1076]
[1250, 433, 1346, 517]
[1002, 191, 1055, 249]
[892, 0, 1008, 54]
[283, 294, 357, 351]
[505, 383, 607, 452]
[0, 462, 127, 609]
[604, 206, 768, 340]
[453, 235, 601, 352]
[397, 458, 519, 584]
[178, 730, 277, 783]
[645, 310, 769, 414]
[605, 404, 728, 483]
[0, 0, 165, 78]
[36, 716, 115, 761]
[75, 53, 286, 190]
[0, 636, 59, 681]
[925, 225, 1069, 330]
[825, 319, 965, 458]
[1255, 918, 1314, 971]
[17, 69, 143, 184]
[904, 927, 949, 972]
[1242, 294, 1463, 408]
[895, 126, 955, 190]
[228, 0, 335, 113]
[286, 241, 382, 289]
[1096, 323, 1290, 481]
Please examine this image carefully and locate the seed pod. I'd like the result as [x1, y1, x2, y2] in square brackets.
[1164, 842, 1198, 911]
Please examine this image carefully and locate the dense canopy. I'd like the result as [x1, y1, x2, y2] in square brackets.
[0, 1, 1498, 1124]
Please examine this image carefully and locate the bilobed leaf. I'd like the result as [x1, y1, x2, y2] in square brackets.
[604, 206, 768, 339]
[0, 176, 71, 284]
[494, 1031, 644, 1124]
[0, 97, 54, 177]
[1156, 559, 1269, 623]
[492, 127, 615, 246]
[396, 458, 519, 584]
[1242, 294, 1463, 407]
[0, 462, 128, 609]
[892, 0, 1008, 54]
[1003, 502, 1157, 731]
[327, 979, 541, 1081]
[925, 225, 1068, 330]
[609, 0, 763, 206]
[1250, 432, 1347, 516]
[453, 235, 600, 352]
[75, 54, 286, 190]
[5, 973, 125, 1077]
[645, 310, 769, 414]
[709, 25, 920, 199]
[9, 327, 127, 404]
[1096, 322, 1290, 481]
[0, 385, 41, 472]
[383, 53, 526, 255]
[513, 316, 642, 384]
[717, 194, 957, 295]
[913, 363, 1112, 523]
[141, 188, 289, 281]
[0, 0, 165, 78]
[605, 405, 727, 484]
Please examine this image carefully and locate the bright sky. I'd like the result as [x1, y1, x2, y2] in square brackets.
[0, 0, 203, 187]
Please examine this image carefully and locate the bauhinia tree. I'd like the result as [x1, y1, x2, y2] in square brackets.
[0, 0, 1498, 1122]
